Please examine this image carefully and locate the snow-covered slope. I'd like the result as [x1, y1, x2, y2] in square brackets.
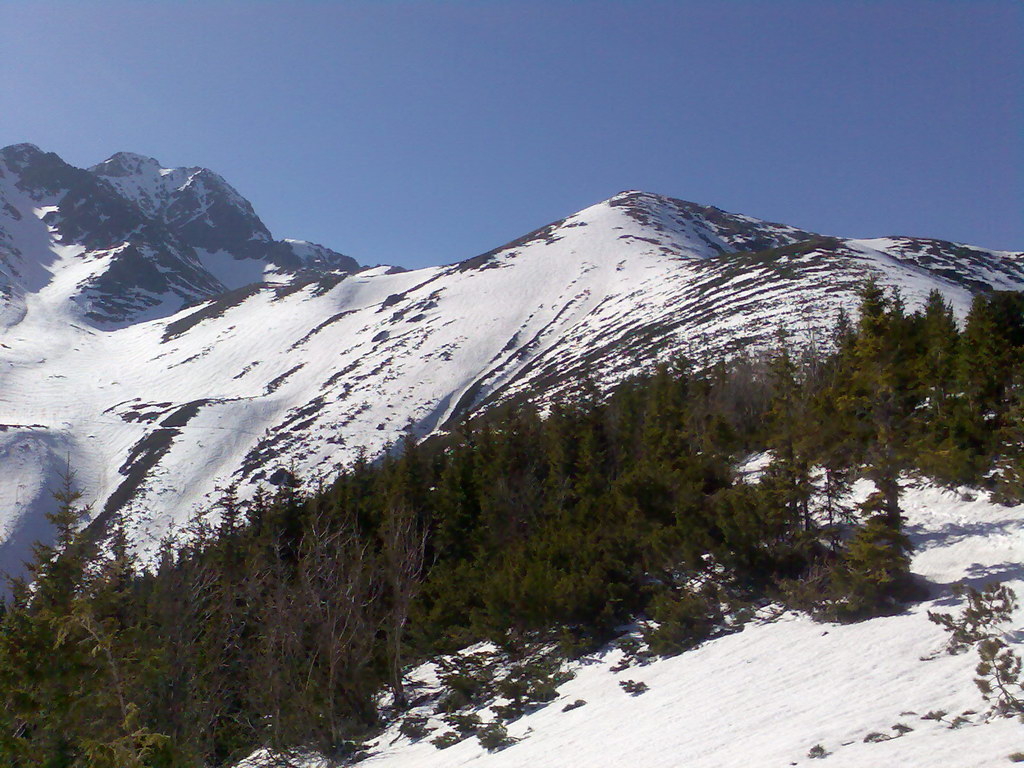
[257, 481, 1020, 768]
[1, 144, 1022, 577]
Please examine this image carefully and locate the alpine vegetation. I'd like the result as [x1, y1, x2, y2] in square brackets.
[2, 281, 1024, 766]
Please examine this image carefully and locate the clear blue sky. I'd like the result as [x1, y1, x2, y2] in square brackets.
[2, 1, 1021, 269]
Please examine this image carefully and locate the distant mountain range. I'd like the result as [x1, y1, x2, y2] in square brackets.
[0, 142, 1020, 575]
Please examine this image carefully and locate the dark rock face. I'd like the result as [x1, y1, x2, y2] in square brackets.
[1, 145, 227, 324]
[6, 145, 153, 250]
[89, 152, 359, 280]
[161, 168, 273, 252]
[263, 240, 358, 277]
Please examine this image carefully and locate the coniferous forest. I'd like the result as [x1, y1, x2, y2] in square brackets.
[3, 282, 1024, 767]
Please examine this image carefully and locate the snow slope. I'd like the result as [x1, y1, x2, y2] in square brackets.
[242, 481, 1023, 768]
[1, 145, 1022, 578]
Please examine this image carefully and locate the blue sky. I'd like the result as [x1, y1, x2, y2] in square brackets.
[2, 1, 1021, 269]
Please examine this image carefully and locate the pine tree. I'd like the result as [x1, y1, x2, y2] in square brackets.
[0, 470, 98, 765]
[762, 336, 814, 536]
[831, 491, 914, 620]
[994, 377, 1024, 502]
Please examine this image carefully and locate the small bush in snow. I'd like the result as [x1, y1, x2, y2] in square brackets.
[430, 731, 462, 750]
[1008, 751, 1024, 763]
[610, 658, 632, 673]
[561, 698, 586, 712]
[976, 637, 1024, 715]
[476, 722, 516, 752]
[643, 587, 721, 657]
[492, 661, 564, 721]
[807, 744, 829, 759]
[443, 711, 482, 736]
[891, 722, 913, 735]
[558, 627, 603, 658]
[928, 583, 1016, 653]
[436, 652, 496, 713]
[619, 679, 649, 695]
[929, 582, 1024, 717]
[613, 636, 649, 669]
[398, 715, 430, 741]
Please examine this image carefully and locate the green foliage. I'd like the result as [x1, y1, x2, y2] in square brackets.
[830, 511, 915, 621]
[492, 661, 563, 721]
[975, 638, 1024, 715]
[476, 722, 516, 752]
[929, 583, 1024, 716]
[442, 711, 481, 736]
[994, 380, 1024, 503]
[642, 586, 721, 656]
[436, 652, 496, 713]
[430, 731, 462, 750]
[928, 582, 1016, 653]
[398, 715, 430, 741]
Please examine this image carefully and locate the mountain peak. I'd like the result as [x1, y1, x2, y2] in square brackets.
[0, 145, 361, 330]
[604, 189, 694, 208]
[599, 190, 818, 255]
[1, 142, 43, 156]
[91, 151, 164, 177]
[88, 153, 242, 213]
[83, 150, 362, 277]
[608, 188, 645, 200]
[0, 143, 46, 172]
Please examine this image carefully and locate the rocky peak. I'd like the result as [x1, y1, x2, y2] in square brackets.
[1, 144, 361, 328]
[90, 151, 164, 178]
[89, 154, 359, 275]
[0, 143, 45, 173]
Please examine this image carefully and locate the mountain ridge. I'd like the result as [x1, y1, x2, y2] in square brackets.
[0, 143, 1021, 578]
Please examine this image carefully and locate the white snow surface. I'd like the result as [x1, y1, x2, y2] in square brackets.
[1, 175, 1023, 574]
[241, 481, 1024, 768]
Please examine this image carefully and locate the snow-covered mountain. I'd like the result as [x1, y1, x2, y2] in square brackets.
[0, 143, 1021, 576]
[0, 143, 357, 329]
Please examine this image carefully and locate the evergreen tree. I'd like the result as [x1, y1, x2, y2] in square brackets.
[762, 336, 814, 536]
[831, 494, 915, 620]
[994, 377, 1024, 502]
